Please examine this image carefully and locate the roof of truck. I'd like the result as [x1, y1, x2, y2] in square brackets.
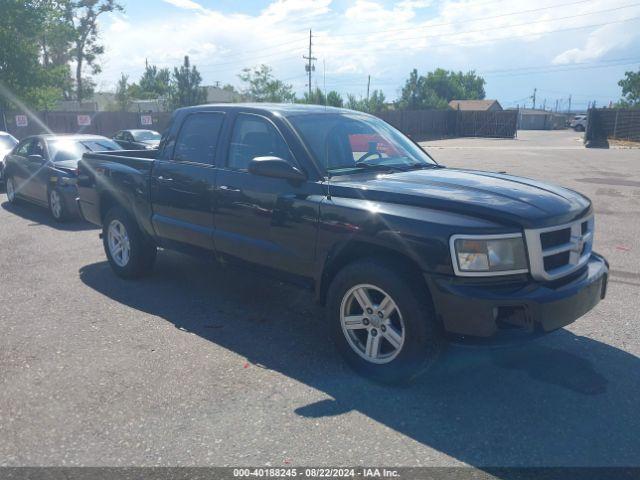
[180, 103, 363, 116]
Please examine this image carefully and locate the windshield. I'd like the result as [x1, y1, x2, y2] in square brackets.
[287, 113, 437, 175]
[47, 138, 120, 162]
[133, 130, 161, 141]
[0, 135, 17, 151]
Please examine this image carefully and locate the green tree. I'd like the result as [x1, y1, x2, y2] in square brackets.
[344, 91, 387, 114]
[69, 0, 124, 102]
[326, 90, 343, 107]
[618, 68, 640, 107]
[170, 55, 207, 108]
[137, 63, 171, 99]
[114, 73, 130, 111]
[0, 1, 68, 109]
[397, 68, 485, 110]
[239, 65, 295, 103]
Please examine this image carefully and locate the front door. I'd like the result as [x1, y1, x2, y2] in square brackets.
[150, 111, 225, 252]
[214, 113, 319, 278]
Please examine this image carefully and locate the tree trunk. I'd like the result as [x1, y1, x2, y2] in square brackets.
[76, 56, 83, 103]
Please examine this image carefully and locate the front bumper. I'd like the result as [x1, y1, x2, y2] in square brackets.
[426, 253, 608, 340]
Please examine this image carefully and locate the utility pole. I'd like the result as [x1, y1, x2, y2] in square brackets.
[567, 94, 572, 113]
[531, 88, 537, 110]
[542, 98, 546, 111]
[303, 29, 316, 99]
[555, 99, 558, 112]
[366, 75, 371, 101]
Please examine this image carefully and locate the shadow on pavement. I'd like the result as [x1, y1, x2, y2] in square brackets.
[1, 200, 97, 232]
[79, 250, 639, 470]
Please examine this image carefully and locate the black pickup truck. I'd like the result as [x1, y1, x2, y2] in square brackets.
[77, 104, 608, 383]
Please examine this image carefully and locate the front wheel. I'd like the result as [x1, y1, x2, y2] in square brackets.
[103, 206, 157, 278]
[327, 259, 445, 384]
[49, 187, 68, 222]
[6, 176, 18, 204]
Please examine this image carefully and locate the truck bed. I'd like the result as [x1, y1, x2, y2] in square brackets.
[77, 150, 158, 231]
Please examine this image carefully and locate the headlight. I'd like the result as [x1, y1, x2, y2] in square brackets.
[450, 234, 528, 276]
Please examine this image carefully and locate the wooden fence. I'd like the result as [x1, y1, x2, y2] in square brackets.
[2, 107, 519, 141]
[377, 109, 518, 139]
[0, 110, 173, 140]
[586, 108, 640, 143]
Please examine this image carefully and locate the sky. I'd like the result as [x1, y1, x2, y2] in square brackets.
[94, 0, 640, 110]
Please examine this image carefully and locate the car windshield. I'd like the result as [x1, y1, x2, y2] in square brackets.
[47, 138, 120, 162]
[0, 135, 17, 151]
[287, 113, 437, 176]
[133, 130, 160, 141]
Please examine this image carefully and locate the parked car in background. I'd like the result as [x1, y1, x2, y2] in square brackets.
[0, 131, 18, 184]
[570, 114, 587, 131]
[4, 134, 120, 221]
[78, 104, 608, 383]
[112, 129, 161, 150]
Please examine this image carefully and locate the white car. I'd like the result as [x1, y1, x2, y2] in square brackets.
[570, 115, 587, 132]
[0, 132, 18, 183]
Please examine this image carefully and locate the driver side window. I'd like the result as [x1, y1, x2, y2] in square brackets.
[227, 114, 292, 171]
[15, 140, 32, 157]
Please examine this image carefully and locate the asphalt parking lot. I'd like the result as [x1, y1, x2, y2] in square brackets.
[0, 130, 638, 468]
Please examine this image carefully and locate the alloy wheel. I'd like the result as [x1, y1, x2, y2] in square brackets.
[50, 189, 62, 219]
[6, 178, 15, 202]
[107, 219, 131, 267]
[340, 284, 406, 364]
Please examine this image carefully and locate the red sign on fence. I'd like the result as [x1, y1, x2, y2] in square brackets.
[15, 115, 28, 127]
[77, 115, 91, 126]
[140, 115, 153, 126]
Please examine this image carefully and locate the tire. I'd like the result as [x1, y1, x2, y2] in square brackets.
[327, 259, 445, 384]
[5, 176, 18, 204]
[103, 206, 157, 278]
[48, 187, 68, 222]
[575, 125, 585, 132]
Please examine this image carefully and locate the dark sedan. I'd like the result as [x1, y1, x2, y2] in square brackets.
[112, 129, 161, 150]
[0, 132, 18, 183]
[4, 134, 120, 221]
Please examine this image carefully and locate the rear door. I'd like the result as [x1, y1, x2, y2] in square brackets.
[150, 111, 225, 252]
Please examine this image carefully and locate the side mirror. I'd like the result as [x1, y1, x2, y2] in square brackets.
[248, 156, 306, 182]
[28, 154, 44, 163]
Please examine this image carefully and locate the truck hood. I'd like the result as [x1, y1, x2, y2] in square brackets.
[332, 168, 591, 228]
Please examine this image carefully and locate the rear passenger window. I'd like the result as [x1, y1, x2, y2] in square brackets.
[173, 113, 224, 164]
[227, 114, 292, 171]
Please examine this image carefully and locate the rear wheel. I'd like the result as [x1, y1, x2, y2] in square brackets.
[103, 206, 156, 278]
[327, 259, 445, 384]
[48, 187, 68, 222]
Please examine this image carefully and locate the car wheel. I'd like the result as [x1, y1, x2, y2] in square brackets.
[575, 125, 585, 132]
[103, 206, 157, 279]
[327, 259, 445, 384]
[6, 176, 18, 204]
[48, 187, 67, 222]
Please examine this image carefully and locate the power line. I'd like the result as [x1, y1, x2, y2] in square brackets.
[315, 0, 597, 38]
[314, 2, 640, 50]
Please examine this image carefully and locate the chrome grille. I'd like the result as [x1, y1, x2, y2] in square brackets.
[524, 216, 594, 281]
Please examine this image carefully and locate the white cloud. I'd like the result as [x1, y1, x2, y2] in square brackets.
[96, 0, 640, 101]
[552, 22, 640, 64]
[162, 0, 206, 11]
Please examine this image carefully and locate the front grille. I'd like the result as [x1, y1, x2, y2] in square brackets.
[524, 216, 594, 281]
[540, 228, 571, 250]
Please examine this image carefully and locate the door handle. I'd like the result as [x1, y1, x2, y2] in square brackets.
[157, 175, 174, 183]
[219, 185, 241, 193]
